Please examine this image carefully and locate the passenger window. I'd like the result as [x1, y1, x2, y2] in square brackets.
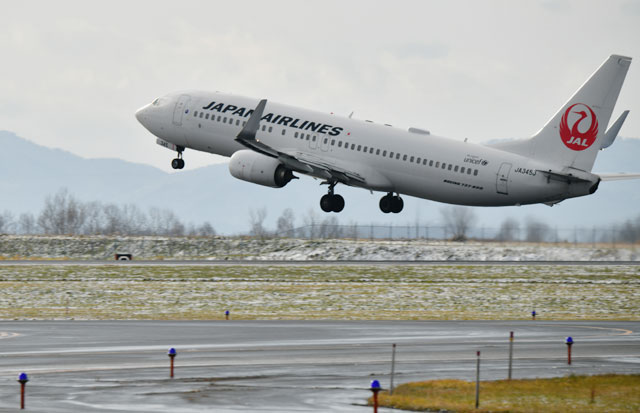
[415, 157, 419, 163]
[467, 169, 472, 175]
[389, 151, 394, 157]
[312, 136, 316, 141]
[331, 139, 335, 145]
[295, 132, 299, 138]
[236, 120, 240, 126]
[454, 165, 459, 172]
[357, 145, 362, 151]
[382, 150, 387, 156]
[269, 126, 273, 133]
[194, 111, 199, 117]
[370, 147, 374, 154]
[423, 159, 427, 165]
[410, 156, 415, 162]
[306, 135, 310, 140]
[199, 112, 204, 118]
[224, 117, 228, 123]
[448, 164, 452, 171]
[261, 125, 265, 131]
[324, 138, 328, 144]
[403, 155, 408, 161]
[351, 144, 355, 150]
[376, 149, 380, 155]
[461, 167, 465, 173]
[282, 129, 286, 136]
[436, 161, 440, 168]
[243, 121, 246, 126]
[205, 113, 209, 119]
[363, 146, 367, 152]
[474, 169, 478, 176]
[338, 141, 342, 147]
[396, 153, 400, 159]
[429, 160, 434, 167]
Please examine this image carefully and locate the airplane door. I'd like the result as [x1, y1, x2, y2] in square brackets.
[496, 162, 512, 195]
[172, 94, 191, 126]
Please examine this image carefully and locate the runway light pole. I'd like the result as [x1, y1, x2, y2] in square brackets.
[565, 337, 573, 365]
[225, 310, 230, 320]
[531, 310, 536, 320]
[18, 372, 28, 410]
[390, 343, 396, 395]
[508, 331, 514, 380]
[475, 351, 481, 409]
[370, 379, 381, 413]
[168, 347, 177, 378]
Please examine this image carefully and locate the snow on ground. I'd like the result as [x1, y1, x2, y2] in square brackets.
[0, 235, 638, 261]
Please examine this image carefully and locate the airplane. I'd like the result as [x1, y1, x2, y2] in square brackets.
[136, 54, 639, 214]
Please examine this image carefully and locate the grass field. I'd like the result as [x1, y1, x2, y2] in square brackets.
[0, 264, 638, 320]
[372, 374, 640, 412]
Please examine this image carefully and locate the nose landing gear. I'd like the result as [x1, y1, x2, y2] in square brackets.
[320, 182, 345, 213]
[171, 148, 185, 170]
[379, 193, 403, 213]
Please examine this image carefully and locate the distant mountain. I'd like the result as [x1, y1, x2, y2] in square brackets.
[2, 130, 639, 234]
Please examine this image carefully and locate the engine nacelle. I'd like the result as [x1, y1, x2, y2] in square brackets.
[229, 150, 294, 188]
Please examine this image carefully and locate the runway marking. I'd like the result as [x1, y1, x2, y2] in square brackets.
[0, 331, 20, 339]
[561, 325, 633, 337]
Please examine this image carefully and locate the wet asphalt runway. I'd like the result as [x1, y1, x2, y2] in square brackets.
[0, 320, 639, 412]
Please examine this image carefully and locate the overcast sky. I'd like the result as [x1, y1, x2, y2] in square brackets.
[1, 0, 639, 171]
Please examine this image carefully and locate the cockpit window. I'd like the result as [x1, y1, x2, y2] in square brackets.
[152, 98, 160, 106]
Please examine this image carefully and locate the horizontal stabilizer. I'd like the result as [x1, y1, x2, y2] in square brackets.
[598, 173, 640, 181]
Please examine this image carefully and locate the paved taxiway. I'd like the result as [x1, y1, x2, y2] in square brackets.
[0, 321, 639, 412]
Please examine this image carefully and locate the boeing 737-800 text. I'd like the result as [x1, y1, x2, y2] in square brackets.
[136, 55, 638, 214]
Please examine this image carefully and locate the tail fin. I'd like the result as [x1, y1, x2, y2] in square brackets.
[529, 55, 631, 171]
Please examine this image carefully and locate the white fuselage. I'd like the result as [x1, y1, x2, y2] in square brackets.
[136, 91, 597, 207]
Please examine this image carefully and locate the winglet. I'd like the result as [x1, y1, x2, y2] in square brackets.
[236, 99, 267, 142]
[601, 110, 629, 149]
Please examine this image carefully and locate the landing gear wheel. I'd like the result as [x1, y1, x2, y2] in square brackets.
[320, 194, 345, 213]
[379, 195, 392, 213]
[171, 158, 185, 169]
[379, 193, 403, 213]
[332, 194, 345, 212]
[390, 196, 404, 213]
[320, 194, 334, 212]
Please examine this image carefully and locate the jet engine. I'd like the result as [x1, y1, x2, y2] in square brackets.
[229, 150, 294, 188]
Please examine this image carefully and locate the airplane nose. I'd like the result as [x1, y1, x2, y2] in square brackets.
[135, 104, 150, 125]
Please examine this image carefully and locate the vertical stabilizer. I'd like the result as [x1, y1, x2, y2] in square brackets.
[528, 55, 631, 171]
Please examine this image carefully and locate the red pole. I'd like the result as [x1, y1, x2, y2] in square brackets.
[170, 357, 174, 378]
[17, 373, 28, 410]
[373, 391, 378, 413]
[567, 344, 572, 365]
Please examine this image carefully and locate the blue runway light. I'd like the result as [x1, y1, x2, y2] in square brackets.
[565, 336, 573, 345]
[370, 379, 381, 390]
[168, 347, 177, 356]
[18, 373, 28, 383]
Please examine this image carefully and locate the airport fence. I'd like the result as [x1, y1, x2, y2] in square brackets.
[275, 224, 639, 245]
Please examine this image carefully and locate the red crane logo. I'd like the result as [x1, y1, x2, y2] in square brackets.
[559, 103, 599, 151]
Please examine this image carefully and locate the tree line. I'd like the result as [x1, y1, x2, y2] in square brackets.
[1, 189, 639, 242]
[0, 189, 215, 236]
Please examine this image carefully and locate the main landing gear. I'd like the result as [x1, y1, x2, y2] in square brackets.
[320, 182, 345, 213]
[379, 192, 403, 213]
[171, 149, 185, 170]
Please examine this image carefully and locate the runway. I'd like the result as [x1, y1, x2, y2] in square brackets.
[1, 259, 639, 266]
[0, 321, 639, 412]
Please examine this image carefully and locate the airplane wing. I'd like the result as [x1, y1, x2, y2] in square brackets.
[235, 99, 369, 187]
[597, 173, 640, 181]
